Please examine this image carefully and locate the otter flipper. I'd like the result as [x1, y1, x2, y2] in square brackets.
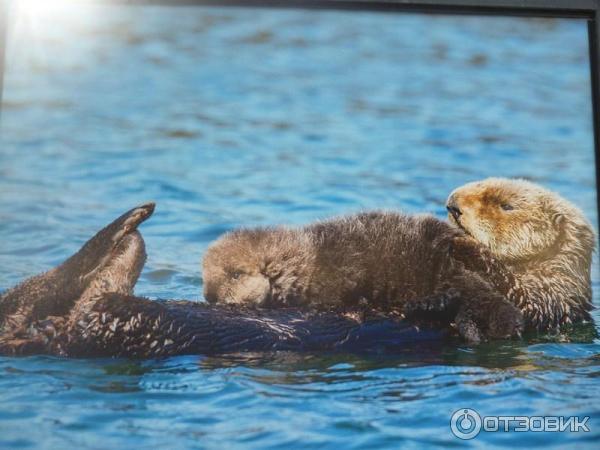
[0, 203, 155, 342]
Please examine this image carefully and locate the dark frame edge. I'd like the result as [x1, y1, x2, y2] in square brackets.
[115, 0, 596, 19]
[0, 0, 7, 119]
[589, 10, 600, 244]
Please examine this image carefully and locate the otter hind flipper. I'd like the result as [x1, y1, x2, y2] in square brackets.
[0, 203, 155, 339]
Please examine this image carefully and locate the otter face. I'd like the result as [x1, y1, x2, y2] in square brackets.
[202, 241, 270, 306]
[446, 178, 583, 261]
[202, 228, 312, 307]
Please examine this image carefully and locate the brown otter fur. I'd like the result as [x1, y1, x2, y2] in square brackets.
[0, 205, 455, 356]
[446, 177, 595, 332]
[203, 212, 523, 342]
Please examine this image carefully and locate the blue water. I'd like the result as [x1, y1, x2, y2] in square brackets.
[1, 4, 599, 448]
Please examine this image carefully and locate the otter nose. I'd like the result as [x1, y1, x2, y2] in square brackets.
[446, 197, 462, 220]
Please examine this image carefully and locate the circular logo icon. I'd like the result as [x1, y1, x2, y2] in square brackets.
[450, 408, 482, 440]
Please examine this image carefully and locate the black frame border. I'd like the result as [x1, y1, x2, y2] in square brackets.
[1, 0, 599, 234]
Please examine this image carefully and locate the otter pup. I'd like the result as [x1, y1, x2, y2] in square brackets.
[445, 177, 595, 332]
[202, 212, 523, 342]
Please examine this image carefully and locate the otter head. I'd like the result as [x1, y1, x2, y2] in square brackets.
[446, 178, 595, 264]
[202, 229, 272, 306]
[202, 228, 311, 307]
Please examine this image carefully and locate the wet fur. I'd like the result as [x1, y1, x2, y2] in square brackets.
[203, 212, 524, 342]
[446, 178, 595, 331]
[0, 207, 451, 357]
[2, 176, 592, 356]
[0, 203, 521, 356]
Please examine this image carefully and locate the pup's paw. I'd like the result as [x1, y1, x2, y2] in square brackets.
[454, 315, 483, 345]
[449, 236, 498, 275]
[487, 301, 524, 339]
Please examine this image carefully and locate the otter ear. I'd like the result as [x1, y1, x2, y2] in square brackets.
[551, 212, 565, 230]
[541, 197, 564, 229]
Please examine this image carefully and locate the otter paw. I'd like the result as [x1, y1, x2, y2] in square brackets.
[449, 236, 488, 272]
[487, 302, 524, 339]
[454, 315, 483, 345]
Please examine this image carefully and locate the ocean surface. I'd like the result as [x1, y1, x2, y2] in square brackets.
[1, 3, 599, 448]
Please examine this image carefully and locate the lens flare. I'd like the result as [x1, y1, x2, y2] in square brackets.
[6, 0, 96, 67]
[17, 0, 80, 17]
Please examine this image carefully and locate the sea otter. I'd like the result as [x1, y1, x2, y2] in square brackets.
[202, 212, 524, 342]
[203, 178, 595, 335]
[1, 178, 593, 357]
[445, 178, 595, 332]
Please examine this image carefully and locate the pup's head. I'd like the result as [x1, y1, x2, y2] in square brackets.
[202, 227, 310, 307]
[202, 229, 272, 306]
[446, 178, 594, 263]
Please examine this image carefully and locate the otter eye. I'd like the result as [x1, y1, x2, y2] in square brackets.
[500, 203, 514, 211]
